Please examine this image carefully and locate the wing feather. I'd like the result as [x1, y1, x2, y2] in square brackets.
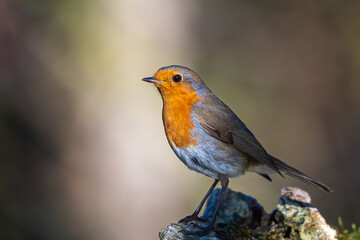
[199, 120, 283, 177]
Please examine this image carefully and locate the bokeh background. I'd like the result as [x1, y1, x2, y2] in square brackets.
[1, 0, 360, 239]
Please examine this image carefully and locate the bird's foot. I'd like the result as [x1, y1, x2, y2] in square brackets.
[178, 214, 207, 224]
[182, 222, 227, 236]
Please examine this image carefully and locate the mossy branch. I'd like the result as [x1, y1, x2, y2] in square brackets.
[159, 187, 337, 240]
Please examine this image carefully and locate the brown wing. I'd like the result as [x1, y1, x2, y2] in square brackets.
[199, 120, 283, 177]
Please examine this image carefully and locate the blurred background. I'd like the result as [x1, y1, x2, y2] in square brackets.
[1, 0, 359, 239]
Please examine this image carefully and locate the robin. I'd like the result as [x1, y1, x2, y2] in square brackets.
[142, 65, 332, 233]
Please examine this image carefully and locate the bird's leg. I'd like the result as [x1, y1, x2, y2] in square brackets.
[178, 179, 219, 223]
[193, 178, 229, 235]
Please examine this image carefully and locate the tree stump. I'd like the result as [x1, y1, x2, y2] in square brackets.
[159, 187, 336, 240]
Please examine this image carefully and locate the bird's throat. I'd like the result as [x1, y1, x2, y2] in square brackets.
[161, 92, 200, 149]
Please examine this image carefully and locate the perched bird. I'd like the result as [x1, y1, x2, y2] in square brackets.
[142, 65, 332, 233]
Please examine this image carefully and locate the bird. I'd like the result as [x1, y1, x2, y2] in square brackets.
[142, 65, 332, 233]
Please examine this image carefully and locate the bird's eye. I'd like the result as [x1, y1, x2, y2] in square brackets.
[172, 74, 182, 83]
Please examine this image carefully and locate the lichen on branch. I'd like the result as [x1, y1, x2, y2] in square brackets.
[159, 187, 336, 240]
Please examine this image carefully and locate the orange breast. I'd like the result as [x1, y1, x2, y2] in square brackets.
[162, 91, 200, 149]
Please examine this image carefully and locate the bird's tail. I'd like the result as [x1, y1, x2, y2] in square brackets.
[270, 155, 333, 192]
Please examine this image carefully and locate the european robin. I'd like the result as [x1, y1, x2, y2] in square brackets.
[142, 65, 332, 233]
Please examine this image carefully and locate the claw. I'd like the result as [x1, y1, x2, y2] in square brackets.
[182, 223, 228, 236]
[178, 214, 207, 224]
[194, 222, 216, 236]
[189, 222, 202, 228]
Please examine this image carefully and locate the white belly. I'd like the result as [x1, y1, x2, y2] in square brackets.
[171, 122, 248, 179]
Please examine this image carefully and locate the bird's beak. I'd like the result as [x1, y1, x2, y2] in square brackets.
[142, 77, 161, 84]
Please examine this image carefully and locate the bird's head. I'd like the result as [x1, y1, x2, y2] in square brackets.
[142, 65, 209, 98]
